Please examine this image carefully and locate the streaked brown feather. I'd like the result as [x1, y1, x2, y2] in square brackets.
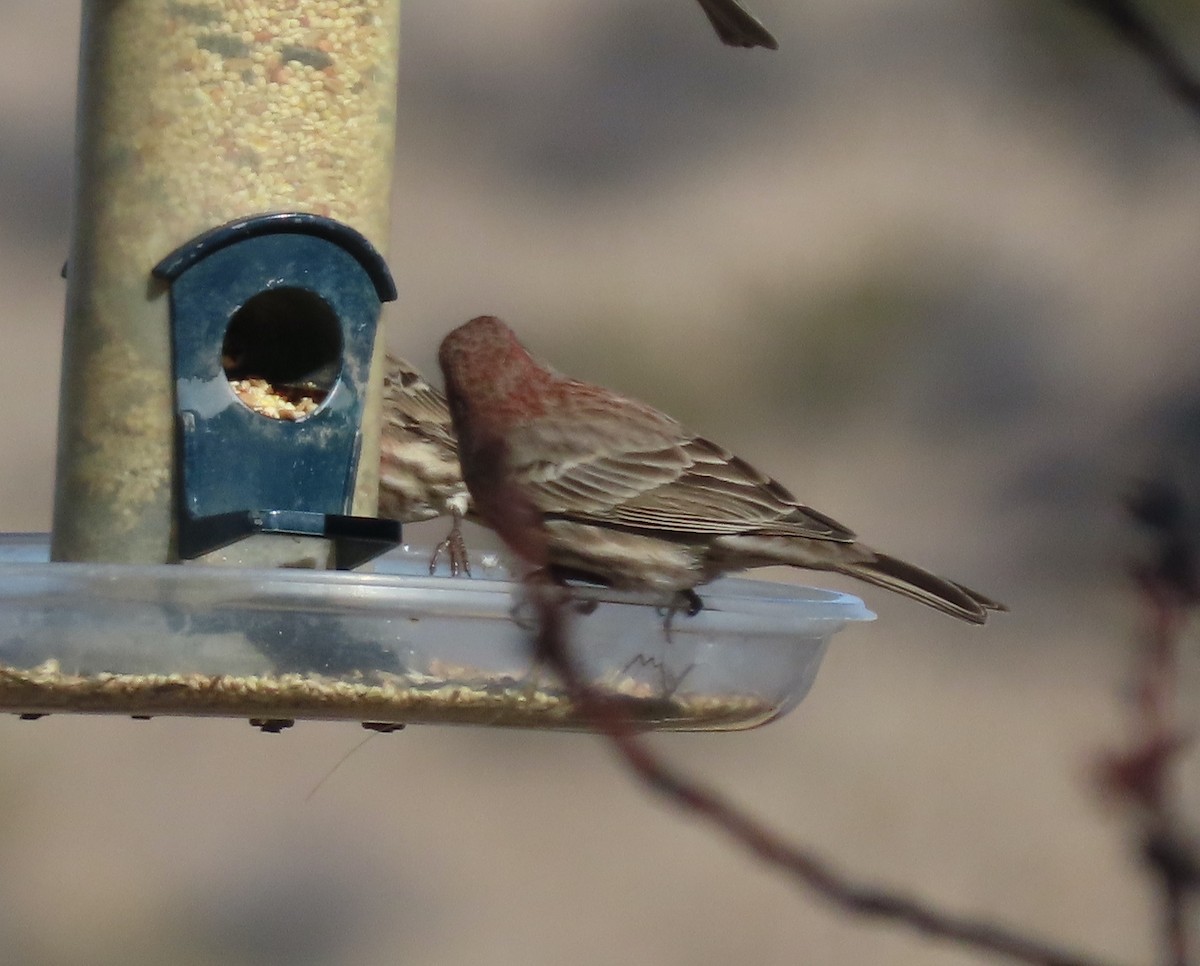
[508, 399, 856, 541]
[382, 356, 458, 451]
[378, 355, 470, 523]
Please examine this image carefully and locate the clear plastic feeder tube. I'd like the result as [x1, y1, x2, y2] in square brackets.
[53, 0, 402, 564]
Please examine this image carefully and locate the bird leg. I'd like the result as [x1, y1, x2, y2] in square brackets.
[429, 511, 471, 577]
[656, 589, 704, 618]
[657, 589, 704, 643]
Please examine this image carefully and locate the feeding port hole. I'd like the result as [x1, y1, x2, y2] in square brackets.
[222, 287, 343, 421]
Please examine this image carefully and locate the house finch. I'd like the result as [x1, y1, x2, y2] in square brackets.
[695, 0, 777, 49]
[438, 316, 1005, 624]
[378, 354, 472, 575]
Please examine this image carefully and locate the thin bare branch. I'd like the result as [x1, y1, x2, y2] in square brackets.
[522, 580, 1122, 966]
[1097, 481, 1200, 964]
[1067, 0, 1200, 122]
[459, 383, 1123, 966]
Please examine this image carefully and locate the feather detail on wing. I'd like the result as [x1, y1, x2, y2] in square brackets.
[505, 394, 855, 542]
[602, 438, 856, 540]
[382, 355, 458, 453]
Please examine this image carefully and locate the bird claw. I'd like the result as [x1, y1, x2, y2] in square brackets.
[656, 589, 704, 618]
[428, 516, 471, 577]
[657, 589, 704, 643]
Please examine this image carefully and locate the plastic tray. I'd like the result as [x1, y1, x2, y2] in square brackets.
[0, 534, 872, 731]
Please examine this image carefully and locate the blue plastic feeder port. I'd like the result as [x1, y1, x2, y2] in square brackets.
[153, 212, 401, 569]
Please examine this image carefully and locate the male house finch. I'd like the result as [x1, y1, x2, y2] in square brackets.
[378, 354, 472, 574]
[438, 316, 1004, 624]
[695, 0, 777, 49]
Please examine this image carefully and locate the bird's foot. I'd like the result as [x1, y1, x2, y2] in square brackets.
[656, 589, 704, 619]
[428, 516, 471, 577]
[657, 589, 704, 642]
[679, 589, 704, 617]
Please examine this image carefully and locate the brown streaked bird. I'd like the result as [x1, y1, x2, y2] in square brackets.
[438, 316, 1005, 624]
[378, 354, 473, 575]
[695, 0, 777, 49]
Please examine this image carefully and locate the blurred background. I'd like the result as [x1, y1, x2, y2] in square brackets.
[3, 0, 1200, 962]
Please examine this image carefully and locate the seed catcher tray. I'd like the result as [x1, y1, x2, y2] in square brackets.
[0, 535, 871, 731]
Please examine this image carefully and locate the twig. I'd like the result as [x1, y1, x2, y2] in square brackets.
[523, 580, 1122, 966]
[1066, 0, 1200, 123]
[1133, 577, 1193, 966]
[1130, 580, 1193, 966]
[468, 426, 1120, 965]
[1098, 481, 1200, 965]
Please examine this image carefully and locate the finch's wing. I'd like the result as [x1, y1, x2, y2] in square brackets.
[506, 392, 854, 542]
[611, 436, 856, 541]
[383, 355, 457, 453]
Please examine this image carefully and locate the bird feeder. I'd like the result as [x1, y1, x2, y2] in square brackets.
[52, 0, 402, 566]
[0, 0, 872, 732]
[0, 535, 871, 731]
[154, 212, 399, 568]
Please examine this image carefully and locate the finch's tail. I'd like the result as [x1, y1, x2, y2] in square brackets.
[834, 550, 1006, 625]
[714, 534, 1004, 623]
[694, 0, 779, 49]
